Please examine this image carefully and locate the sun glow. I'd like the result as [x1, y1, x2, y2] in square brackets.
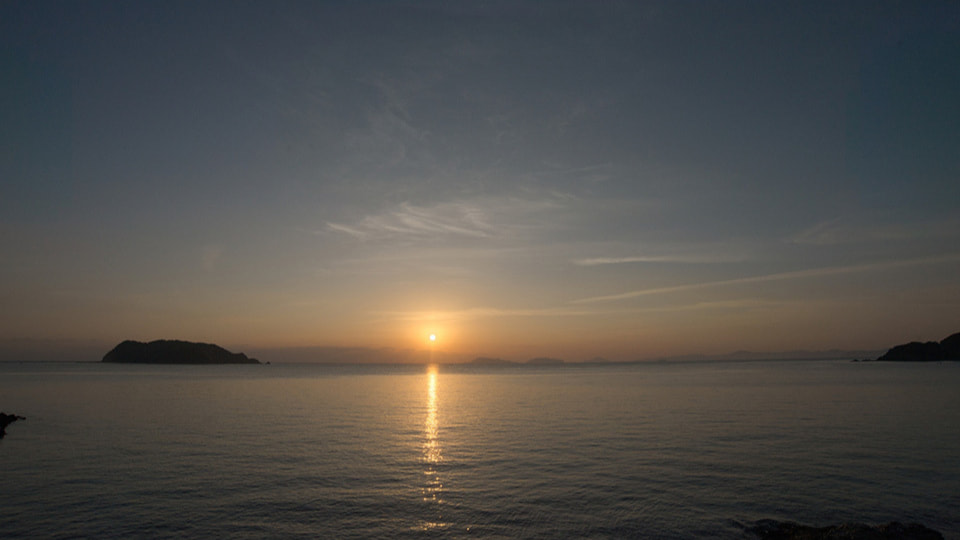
[429, 333, 437, 343]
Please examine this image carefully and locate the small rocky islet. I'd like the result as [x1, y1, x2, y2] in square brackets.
[0, 412, 25, 439]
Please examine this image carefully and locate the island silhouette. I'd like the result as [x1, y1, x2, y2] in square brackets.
[102, 340, 260, 364]
[876, 332, 960, 362]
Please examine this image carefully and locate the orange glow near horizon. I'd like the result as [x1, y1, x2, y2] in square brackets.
[413, 316, 450, 351]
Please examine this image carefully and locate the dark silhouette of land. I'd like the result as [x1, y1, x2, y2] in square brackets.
[526, 357, 564, 365]
[0, 412, 25, 439]
[102, 340, 260, 364]
[876, 332, 960, 362]
[469, 356, 515, 365]
[652, 348, 885, 363]
[747, 520, 943, 539]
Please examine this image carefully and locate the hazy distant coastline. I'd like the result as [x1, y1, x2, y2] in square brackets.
[9, 336, 960, 365]
[239, 346, 890, 365]
[647, 349, 886, 363]
[0, 339, 888, 364]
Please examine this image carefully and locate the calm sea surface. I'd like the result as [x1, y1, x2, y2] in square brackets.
[1, 360, 958, 539]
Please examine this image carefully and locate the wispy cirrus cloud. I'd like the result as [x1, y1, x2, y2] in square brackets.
[326, 201, 494, 240]
[575, 256, 672, 266]
[326, 194, 570, 242]
[573, 253, 746, 266]
[375, 306, 600, 323]
[376, 298, 787, 324]
[790, 216, 960, 246]
[573, 254, 960, 304]
[573, 241, 753, 266]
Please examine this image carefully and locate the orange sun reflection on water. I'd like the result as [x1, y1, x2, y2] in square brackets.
[419, 365, 447, 531]
[424, 367, 441, 465]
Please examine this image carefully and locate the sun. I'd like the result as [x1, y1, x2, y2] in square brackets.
[428, 333, 437, 343]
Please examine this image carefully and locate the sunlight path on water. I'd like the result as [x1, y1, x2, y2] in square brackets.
[419, 365, 448, 531]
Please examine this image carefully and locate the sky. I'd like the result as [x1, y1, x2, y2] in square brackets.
[2, 1, 959, 362]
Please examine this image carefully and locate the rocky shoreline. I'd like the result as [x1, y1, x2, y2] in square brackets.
[746, 520, 943, 539]
[0, 412, 25, 439]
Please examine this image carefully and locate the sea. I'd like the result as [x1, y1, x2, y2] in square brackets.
[1, 360, 958, 539]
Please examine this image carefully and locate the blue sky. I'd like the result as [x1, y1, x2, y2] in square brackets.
[2, 1, 958, 360]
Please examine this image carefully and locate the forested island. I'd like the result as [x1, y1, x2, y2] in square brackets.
[102, 340, 260, 364]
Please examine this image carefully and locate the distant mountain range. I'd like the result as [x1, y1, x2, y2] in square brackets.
[648, 349, 886, 363]
[469, 356, 566, 365]
[0, 338, 106, 362]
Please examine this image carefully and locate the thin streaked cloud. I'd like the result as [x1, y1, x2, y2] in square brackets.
[573, 254, 960, 304]
[327, 201, 494, 240]
[377, 298, 785, 323]
[573, 240, 755, 266]
[790, 216, 960, 246]
[375, 306, 601, 323]
[326, 194, 573, 243]
[573, 253, 746, 266]
[324, 222, 369, 239]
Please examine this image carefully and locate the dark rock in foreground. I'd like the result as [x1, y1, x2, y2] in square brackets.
[103, 340, 260, 364]
[941, 332, 960, 358]
[747, 520, 943, 540]
[0, 412, 26, 439]
[876, 332, 960, 362]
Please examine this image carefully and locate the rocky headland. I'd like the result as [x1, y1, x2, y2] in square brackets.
[102, 340, 260, 364]
[0, 412, 25, 439]
[876, 332, 960, 362]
